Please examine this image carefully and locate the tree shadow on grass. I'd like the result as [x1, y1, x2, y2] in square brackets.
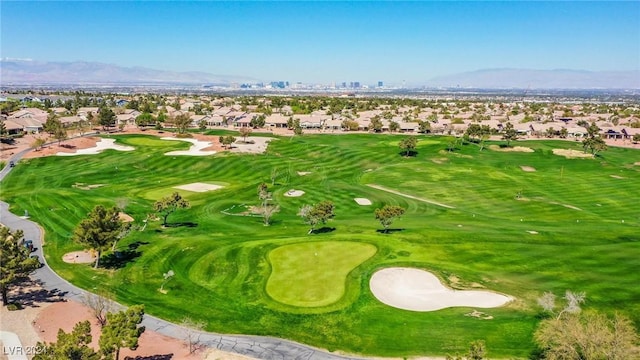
[163, 222, 198, 228]
[397, 151, 419, 157]
[311, 227, 336, 234]
[376, 228, 405, 234]
[101, 249, 142, 269]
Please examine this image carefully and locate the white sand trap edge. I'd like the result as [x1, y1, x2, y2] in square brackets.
[174, 182, 224, 193]
[161, 137, 217, 156]
[370, 267, 513, 312]
[489, 145, 534, 153]
[57, 138, 134, 156]
[284, 189, 305, 197]
[520, 166, 536, 172]
[552, 148, 593, 159]
[354, 198, 372, 205]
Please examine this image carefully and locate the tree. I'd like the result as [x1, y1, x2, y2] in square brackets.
[535, 312, 639, 360]
[418, 120, 431, 134]
[342, 119, 359, 131]
[31, 137, 46, 151]
[257, 183, 278, 226]
[0, 119, 7, 139]
[135, 112, 155, 128]
[374, 205, 405, 233]
[537, 290, 586, 320]
[81, 291, 112, 328]
[99, 305, 145, 360]
[633, 133, 640, 143]
[292, 118, 303, 135]
[43, 113, 62, 135]
[502, 122, 518, 147]
[153, 192, 190, 226]
[446, 340, 487, 360]
[54, 126, 68, 146]
[219, 135, 236, 149]
[370, 117, 383, 132]
[198, 119, 207, 132]
[582, 136, 607, 156]
[298, 201, 335, 234]
[180, 317, 206, 355]
[172, 113, 192, 134]
[0, 227, 40, 306]
[239, 126, 252, 142]
[250, 114, 266, 128]
[72, 205, 124, 269]
[388, 120, 400, 133]
[98, 107, 116, 130]
[34, 320, 98, 360]
[160, 269, 175, 292]
[399, 137, 417, 156]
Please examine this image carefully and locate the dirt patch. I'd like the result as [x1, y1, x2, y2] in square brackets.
[174, 182, 224, 192]
[72, 182, 106, 190]
[354, 198, 372, 206]
[284, 189, 305, 197]
[431, 158, 449, 164]
[489, 145, 534, 152]
[520, 166, 536, 172]
[118, 212, 134, 222]
[635, 162, 640, 166]
[552, 148, 594, 159]
[33, 300, 208, 360]
[62, 250, 97, 264]
[23, 137, 100, 159]
[438, 150, 473, 158]
[465, 310, 494, 320]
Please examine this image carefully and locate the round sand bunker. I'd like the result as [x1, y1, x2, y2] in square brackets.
[284, 189, 305, 197]
[369, 267, 512, 312]
[354, 198, 372, 206]
[63, 250, 97, 264]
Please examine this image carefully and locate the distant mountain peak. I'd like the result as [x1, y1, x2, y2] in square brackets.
[0, 59, 258, 85]
[428, 68, 639, 89]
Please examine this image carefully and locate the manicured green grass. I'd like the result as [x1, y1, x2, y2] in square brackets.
[267, 241, 377, 307]
[1, 134, 639, 358]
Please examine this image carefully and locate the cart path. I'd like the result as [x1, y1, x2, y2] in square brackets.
[366, 184, 455, 209]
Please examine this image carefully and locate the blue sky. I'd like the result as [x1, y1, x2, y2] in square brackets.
[2, 1, 639, 85]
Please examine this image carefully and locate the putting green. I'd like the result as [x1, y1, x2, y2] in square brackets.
[266, 241, 377, 307]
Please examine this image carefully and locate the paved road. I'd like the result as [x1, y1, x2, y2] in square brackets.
[0, 144, 365, 360]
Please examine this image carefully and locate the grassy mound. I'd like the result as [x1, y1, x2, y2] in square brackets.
[267, 241, 376, 307]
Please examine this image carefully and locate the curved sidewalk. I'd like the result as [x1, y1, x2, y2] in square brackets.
[0, 146, 364, 360]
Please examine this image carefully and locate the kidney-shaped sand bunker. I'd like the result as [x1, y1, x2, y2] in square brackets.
[370, 267, 512, 312]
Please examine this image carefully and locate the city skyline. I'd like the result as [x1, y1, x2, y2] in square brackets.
[2, 1, 639, 85]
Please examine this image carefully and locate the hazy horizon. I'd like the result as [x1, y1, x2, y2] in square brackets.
[2, 1, 639, 85]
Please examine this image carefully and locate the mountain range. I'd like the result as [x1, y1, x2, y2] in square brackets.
[0, 59, 257, 86]
[1, 59, 638, 89]
[427, 68, 639, 89]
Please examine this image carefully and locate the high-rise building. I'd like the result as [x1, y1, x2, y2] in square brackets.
[377, 81, 384, 88]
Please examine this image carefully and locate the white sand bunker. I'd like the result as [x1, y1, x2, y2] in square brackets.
[63, 250, 96, 264]
[610, 175, 625, 179]
[297, 171, 312, 176]
[284, 189, 305, 197]
[552, 149, 593, 159]
[57, 138, 134, 156]
[161, 137, 216, 156]
[489, 145, 534, 153]
[173, 182, 224, 193]
[370, 267, 512, 312]
[354, 198, 372, 206]
[520, 166, 536, 172]
[230, 136, 274, 154]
